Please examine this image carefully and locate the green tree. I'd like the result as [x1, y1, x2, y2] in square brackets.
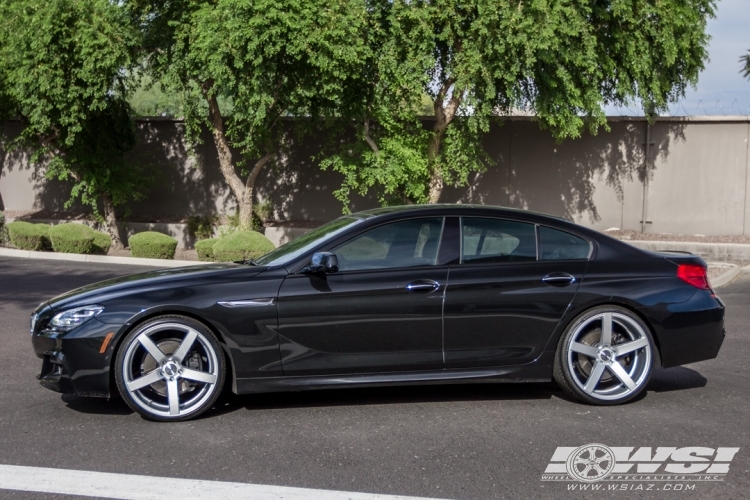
[742, 50, 750, 79]
[325, 0, 716, 208]
[128, 75, 185, 117]
[0, 0, 148, 248]
[129, 0, 368, 230]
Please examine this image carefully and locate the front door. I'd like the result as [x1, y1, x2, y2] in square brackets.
[443, 218, 591, 368]
[277, 217, 447, 376]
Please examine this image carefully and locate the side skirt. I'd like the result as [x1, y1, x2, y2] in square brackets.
[235, 351, 554, 395]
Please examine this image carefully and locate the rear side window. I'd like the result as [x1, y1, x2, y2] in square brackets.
[461, 218, 537, 264]
[539, 226, 591, 260]
[333, 218, 444, 271]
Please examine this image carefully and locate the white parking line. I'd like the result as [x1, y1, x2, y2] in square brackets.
[0, 464, 446, 500]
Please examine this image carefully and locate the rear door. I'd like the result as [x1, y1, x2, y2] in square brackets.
[443, 218, 591, 368]
[277, 217, 448, 375]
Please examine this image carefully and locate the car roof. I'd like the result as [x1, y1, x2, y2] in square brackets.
[352, 204, 572, 224]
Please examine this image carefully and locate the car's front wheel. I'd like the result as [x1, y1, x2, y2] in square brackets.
[553, 305, 655, 405]
[114, 315, 225, 421]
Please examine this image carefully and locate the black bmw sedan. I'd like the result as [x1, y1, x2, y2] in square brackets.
[31, 205, 725, 421]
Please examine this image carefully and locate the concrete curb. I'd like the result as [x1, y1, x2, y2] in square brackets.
[0, 248, 202, 268]
[624, 240, 750, 263]
[709, 264, 741, 289]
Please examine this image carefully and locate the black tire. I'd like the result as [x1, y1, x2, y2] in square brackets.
[553, 305, 655, 405]
[115, 315, 225, 422]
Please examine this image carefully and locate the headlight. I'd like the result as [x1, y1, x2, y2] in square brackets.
[48, 305, 104, 333]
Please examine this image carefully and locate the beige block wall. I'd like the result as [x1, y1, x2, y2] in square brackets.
[2, 117, 749, 236]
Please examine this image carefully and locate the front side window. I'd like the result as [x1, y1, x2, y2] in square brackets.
[539, 226, 591, 260]
[332, 218, 444, 271]
[254, 216, 364, 267]
[461, 218, 537, 264]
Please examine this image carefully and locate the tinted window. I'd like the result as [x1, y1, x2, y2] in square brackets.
[461, 218, 536, 263]
[332, 218, 444, 271]
[539, 226, 591, 260]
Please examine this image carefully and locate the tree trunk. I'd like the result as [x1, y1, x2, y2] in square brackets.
[202, 82, 247, 223]
[202, 82, 275, 231]
[427, 80, 462, 204]
[101, 193, 124, 250]
[237, 152, 273, 231]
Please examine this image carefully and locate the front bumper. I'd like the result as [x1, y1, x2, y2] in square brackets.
[32, 318, 119, 398]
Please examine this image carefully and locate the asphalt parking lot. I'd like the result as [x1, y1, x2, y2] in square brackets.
[0, 257, 748, 499]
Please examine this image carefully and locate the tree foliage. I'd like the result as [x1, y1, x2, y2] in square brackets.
[742, 50, 750, 80]
[0, 0, 150, 246]
[129, 0, 369, 229]
[324, 0, 716, 210]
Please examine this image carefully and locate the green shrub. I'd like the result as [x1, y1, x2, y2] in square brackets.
[226, 212, 264, 233]
[0, 212, 8, 247]
[212, 230, 274, 262]
[195, 238, 219, 262]
[128, 231, 177, 259]
[89, 230, 112, 255]
[187, 214, 218, 241]
[48, 224, 94, 254]
[7, 221, 51, 251]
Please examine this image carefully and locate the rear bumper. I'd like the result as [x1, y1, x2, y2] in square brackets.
[31, 318, 117, 398]
[642, 290, 725, 368]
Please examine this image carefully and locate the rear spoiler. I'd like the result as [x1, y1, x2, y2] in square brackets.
[651, 249, 707, 267]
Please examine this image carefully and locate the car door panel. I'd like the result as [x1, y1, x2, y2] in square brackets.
[277, 268, 447, 375]
[277, 217, 448, 376]
[443, 261, 586, 367]
[442, 217, 588, 368]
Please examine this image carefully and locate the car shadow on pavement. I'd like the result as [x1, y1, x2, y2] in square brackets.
[646, 366, 707, 393]
[57, 367, 708, 420]
[61, 394, 133, 416]
[205, 382, 563, 419]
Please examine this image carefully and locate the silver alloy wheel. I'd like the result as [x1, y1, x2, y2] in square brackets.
[565, 312, 652, 401]
[121, 322, 220, 418]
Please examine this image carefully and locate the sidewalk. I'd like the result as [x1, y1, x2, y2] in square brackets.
[0, 248, 202, 268]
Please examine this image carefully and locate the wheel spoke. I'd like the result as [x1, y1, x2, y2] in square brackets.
[181, 368, 217, 385]
[584, 361, 606, 394]
[570, 342, 598, 358]
[138, 334, 167, 364]
[167, 377, 180, 416]
[616, 337, 649, 355]
[608, 362, 637, 391]
[172, 329, 198, 363]
[600, 313, 613, 345]
[593, 463, 607, 474]
[126, 370, 162, 392]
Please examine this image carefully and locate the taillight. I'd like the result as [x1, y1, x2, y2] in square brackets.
[677, 264, 712, 290]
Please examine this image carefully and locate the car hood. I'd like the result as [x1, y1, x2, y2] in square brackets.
[43, 262, 262, 312]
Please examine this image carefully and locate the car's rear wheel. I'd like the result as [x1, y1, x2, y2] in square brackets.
[553, 305, 655, 405]
[114, 315, 225, 422]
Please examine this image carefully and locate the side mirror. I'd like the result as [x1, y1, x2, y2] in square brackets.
[302, 252, 339, 274]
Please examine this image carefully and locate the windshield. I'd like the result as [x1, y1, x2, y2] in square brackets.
[253, 216, 365, 267]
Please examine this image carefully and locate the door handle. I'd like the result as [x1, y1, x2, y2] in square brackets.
[405, 280, 440, 293]
[542, 273, 576, 286]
